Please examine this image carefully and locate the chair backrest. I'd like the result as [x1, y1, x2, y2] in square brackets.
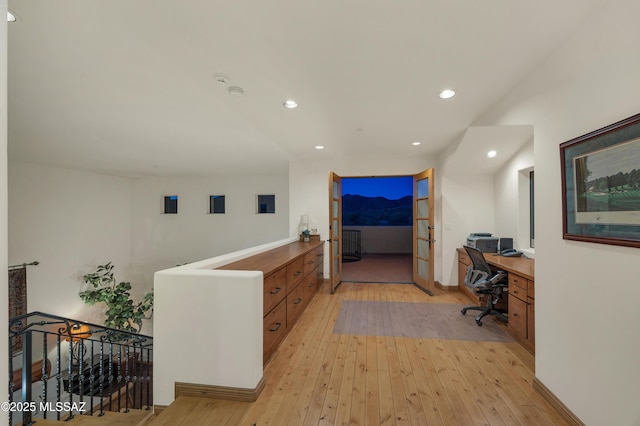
[463, 245, 492, 275]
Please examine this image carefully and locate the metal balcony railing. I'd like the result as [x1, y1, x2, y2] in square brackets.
[8, 312, 152, 426]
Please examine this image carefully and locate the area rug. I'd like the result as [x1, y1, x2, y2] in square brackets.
[333, 300, 514, 342]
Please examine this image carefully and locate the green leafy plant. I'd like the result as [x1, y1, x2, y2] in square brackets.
[79, 262, 153, 333]
[301, 229, 311, 237]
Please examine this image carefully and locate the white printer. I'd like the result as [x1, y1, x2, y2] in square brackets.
[466, 233, 499, 253]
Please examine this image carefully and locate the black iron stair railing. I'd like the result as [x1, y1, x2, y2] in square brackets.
[8, 311, 153, 426]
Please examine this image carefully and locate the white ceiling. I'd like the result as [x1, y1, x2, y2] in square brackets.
[7, 1, 603, 177]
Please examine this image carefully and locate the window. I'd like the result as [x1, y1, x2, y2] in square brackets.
[209, 195, 225, 214]
[257, 194, 275, 214]
[164, 195, 178, 214]
[341, 176, 412, 226]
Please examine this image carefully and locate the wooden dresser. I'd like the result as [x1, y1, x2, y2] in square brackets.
[218, 240, 324, 364]
[457, 247, 535, 353]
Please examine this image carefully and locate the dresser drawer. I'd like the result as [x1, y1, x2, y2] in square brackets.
[287, 280, 306, 328]
[263, 267, 287, 315]
[303, 269, 318, 302]
[287, 257, 305, 292]
[303, 251, 318, 277]
[263, 298, 287, 363]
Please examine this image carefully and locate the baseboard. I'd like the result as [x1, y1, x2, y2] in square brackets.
[533, 377, 584, 426]
[175, 378, 265, 402]
[435, 281, 458, 292]
[153, 404, 168, 416]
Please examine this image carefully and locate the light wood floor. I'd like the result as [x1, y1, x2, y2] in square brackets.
[151, 282, 568, 426]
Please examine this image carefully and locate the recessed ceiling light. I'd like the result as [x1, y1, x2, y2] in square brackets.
[315, 145, 325, 150]
[283, 100, 298, 109]
[438, 89, 456, 99]
[412, 141, 422, 146]
[487, 150, 497, 158]
[228, 86, 244, 97]
[7, 11, 16, 22]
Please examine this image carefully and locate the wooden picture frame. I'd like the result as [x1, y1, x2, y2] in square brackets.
[560, 113, 640, 247]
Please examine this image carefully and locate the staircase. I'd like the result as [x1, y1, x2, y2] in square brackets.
[9, 312, 153, 426]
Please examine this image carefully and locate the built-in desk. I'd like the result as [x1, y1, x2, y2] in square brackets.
[457, 248, 535, 353]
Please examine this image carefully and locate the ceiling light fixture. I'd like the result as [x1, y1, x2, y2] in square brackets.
[283, 100, 298, 109]
[438, 89, 456, 99]
[487, 150, 497, 158]
[7, 11, 16, 22]
[228, 86, 244, 97]
[412, 142, 422, 146]
[315, 145, 325, 150]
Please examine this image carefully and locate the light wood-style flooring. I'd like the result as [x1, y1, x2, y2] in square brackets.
[151, 282, 568, 425]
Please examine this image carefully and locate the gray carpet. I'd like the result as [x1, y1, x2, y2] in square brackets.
[333, 300, 514, 342]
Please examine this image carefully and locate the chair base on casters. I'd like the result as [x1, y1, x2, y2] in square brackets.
[461, 305, 508, 326]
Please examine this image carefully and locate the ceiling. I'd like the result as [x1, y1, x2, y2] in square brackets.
[7, 1, 603, 178]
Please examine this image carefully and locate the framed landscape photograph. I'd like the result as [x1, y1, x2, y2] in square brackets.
[560, 113, 640, 247]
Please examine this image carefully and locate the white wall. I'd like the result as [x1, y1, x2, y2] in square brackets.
[473, 2, 640, 424]
[493, 140, 534, 253]
[1, 3, 8, 425]
[129, 174, 289, 290]
[8, 162, 133, 326]
[439, 175, 495, 286]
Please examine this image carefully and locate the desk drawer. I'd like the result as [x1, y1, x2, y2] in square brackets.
[509, 274, 528, 300]
[458, 251, 471, 266]
[508, 293, 527, 338]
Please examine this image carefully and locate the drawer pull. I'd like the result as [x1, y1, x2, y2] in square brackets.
[294, 298, 303, 305]
[270, 287, 282, 295]
[308, 281, 314, 287]
[307, 260, 314, 265]
[294, 271, 302, 276]
[270, 322, 282, 332]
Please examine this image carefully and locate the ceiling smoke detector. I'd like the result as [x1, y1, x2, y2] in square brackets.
[213, 73, 230, 85]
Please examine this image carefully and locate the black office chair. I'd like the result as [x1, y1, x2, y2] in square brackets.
[461, 245, 508, 326]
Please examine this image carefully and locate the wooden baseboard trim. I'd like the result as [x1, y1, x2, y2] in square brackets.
[175, 378, 265, 402]
[153, 404, 168, 416]
[435, 281, 458, 292]
[533, 377, 584, 426]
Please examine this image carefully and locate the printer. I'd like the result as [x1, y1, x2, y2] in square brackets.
[466, 233, 499, 253]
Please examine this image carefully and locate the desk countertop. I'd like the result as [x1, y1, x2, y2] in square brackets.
[458, 248, 535, 281]
[484, 252, 534, 280]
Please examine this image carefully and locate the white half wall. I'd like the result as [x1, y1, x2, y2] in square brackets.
[473, 2, 640, 424]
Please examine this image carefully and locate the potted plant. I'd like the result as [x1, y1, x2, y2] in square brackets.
[79, 262, 153, 334]
[301, 229, 311, 242]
